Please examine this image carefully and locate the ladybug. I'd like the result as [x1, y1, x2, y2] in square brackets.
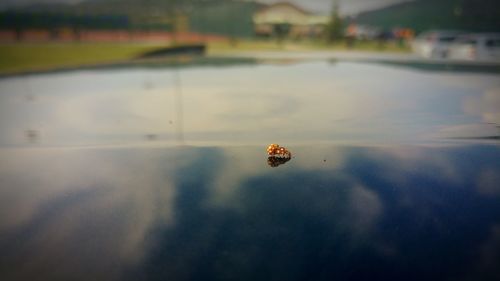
[267, 144, 291, 158]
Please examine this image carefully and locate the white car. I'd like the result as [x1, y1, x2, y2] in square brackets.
[411, 30, 464, 59]
[448, 33, 500, 62]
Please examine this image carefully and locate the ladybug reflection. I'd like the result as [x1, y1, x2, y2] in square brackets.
[267, 156, 291, 167]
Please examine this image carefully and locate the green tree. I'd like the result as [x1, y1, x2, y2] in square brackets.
[326, 0, 343, 43]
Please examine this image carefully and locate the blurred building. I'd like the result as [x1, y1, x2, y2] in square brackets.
[253, 2, 329, 38]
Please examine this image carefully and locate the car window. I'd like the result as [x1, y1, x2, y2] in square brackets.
[438, 36, 457, 42]
[485, 38, 500, 47]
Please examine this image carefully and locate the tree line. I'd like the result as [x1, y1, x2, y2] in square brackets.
[0, 12, 131, 30]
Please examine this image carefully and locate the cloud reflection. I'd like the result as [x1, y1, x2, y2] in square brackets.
[0, 148, 177, 281]
[0, 144, 499, 280]
[463, 87, 500, 125]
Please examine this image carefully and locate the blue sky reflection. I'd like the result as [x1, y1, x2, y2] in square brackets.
[1, 144, 499, 280]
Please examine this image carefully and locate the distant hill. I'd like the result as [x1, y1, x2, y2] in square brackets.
[352, 0, 500, 33]
[9, 0, 236, 15]
[0, 0, 258, 36]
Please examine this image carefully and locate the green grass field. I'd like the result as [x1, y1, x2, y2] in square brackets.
[0, 40, 410, 75]
[0, 42, 165, 74]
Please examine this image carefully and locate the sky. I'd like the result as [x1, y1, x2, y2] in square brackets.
[258, 0, 409, 15]
[0, 0, 410, 15]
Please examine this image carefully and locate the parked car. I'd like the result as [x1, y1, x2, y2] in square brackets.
[411, 30, 464, 58]
[448, 33, 500, 62]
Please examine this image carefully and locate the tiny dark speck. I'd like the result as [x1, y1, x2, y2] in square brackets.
[146, 134, 157, 141]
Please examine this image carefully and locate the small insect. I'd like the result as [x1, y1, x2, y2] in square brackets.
[267, 144, 292, 159]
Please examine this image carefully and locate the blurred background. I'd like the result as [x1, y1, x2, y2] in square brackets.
[1, 0, 499, 73]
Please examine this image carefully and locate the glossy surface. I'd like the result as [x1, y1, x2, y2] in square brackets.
[0, 57, 499, 281]
[1, 145, 499, 281]
[0, 57, 499, 147]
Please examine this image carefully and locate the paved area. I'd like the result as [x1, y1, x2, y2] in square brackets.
[210, 50, 500, 66]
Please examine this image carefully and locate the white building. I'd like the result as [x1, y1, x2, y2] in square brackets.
[253, 2, 329, 38]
